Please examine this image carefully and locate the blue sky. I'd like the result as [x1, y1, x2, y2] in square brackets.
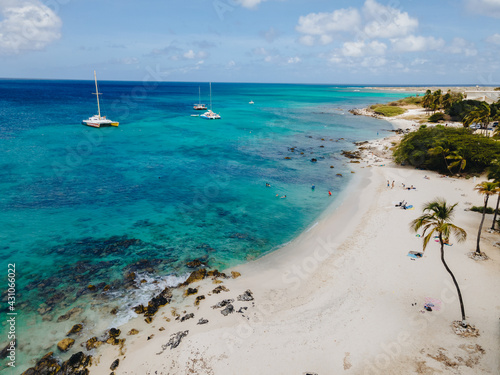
[1, 0, 500, 84]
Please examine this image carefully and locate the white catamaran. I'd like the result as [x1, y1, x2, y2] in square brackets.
[200, 82, 221, 120]
[82, 71, 119, 128]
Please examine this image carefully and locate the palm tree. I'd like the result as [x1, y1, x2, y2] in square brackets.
[487, 160, 500, 230]
[428, 145, 450, 172]
[411, 199, 467, 326]
[446, 151, 466, 174]
[463, 102, 491, 134]
[423, 90, 433, 113]
[431, 89, 443, 112]
[474, 181, 500, 254]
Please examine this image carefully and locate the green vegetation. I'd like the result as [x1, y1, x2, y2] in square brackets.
[387, 96, 423, 106]
[428, 112, 446, 122]
[469, 206, 498, 214]
[371, 105, 406, 117]
[393, 126, 500, 174]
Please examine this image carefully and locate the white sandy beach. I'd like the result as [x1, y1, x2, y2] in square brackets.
[89, 116, 500, 375]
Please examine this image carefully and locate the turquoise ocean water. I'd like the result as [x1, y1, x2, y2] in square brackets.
[0, 80, 409, 372]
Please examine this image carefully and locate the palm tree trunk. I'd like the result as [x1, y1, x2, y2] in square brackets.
[491, 194, 500, 230]
[439, 234, 467, 325]
[476, 195, 489, 254]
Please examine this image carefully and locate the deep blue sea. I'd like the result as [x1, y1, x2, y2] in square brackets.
[0, 80, 410, 372]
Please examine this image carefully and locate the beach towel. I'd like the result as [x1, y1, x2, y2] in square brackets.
[407, 251, 423, 259]
[424, 297, 442, 311]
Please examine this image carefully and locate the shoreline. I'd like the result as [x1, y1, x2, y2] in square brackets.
[85, 112, 500, 374]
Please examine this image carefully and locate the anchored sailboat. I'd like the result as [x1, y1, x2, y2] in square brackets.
[82, 71, 119, 128]
[193, 86, 207, 110]
[200, 82, 221, 120]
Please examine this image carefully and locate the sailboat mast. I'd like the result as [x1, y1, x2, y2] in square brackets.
[209, 82, 212, 110]
[198, 86, 201, 105]
[93, 70, 101, 119]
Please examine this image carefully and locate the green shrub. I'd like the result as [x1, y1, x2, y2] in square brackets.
[373, 106, 406, 117]
[428, 112, 445, 122]
[470, 206, 498, 214]
[393, 126, 500, 174]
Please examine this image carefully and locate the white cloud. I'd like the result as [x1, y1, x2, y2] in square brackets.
[486, 33, 500, 45]
[296, 8, 361, 40]
[391, 35, 445, 52]
[298, 35, 315, 46]
[182, 50, 207, 59]
[0, 0, 62, 54]
[342, 40, 387, 57]
[184, 50, 195, 59]
[466, 0, 500, 18]
[360, 56, 386, 68]
[260, 27, 279, 43]
[362, 0, 418, 38]
[446, 37, 477, 56]
[235, 0, 267, 9]
[287, 56, 301, 64]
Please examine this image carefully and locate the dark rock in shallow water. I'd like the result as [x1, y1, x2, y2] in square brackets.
[182, 269, 207, 285]
[57, 338, 75, 352]
[180, 313, 194, 322]
[311, 158, 318, 162]
[159, 330, 189, 351]
[221, 304, 234, 316]
[110, 358, 120, 371]
[46, 291, 66, 307]
[21, 351, 92, 375]
[134, 287, 173, 318]
[107, 328, 121, 338]
[85, 337, 103, 351]
[0, 340, 15, 359]
[186, 259, 204, 268]
[57, 307, 83, 322]
[67, 324, 83, 336]
[197, 318, 209, 325]
[237, 290, 254, 302]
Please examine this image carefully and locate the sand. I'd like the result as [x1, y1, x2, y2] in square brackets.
[89, 116, 500, 375]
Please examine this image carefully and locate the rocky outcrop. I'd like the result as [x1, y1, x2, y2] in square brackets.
[133, 287, 173, 317]
[195, 295, 205, 306]
[180, 313, 194, 322]
[21, 351, 92, 375]
[197, 318, 209, 325]
[110, 359, 120, 371]
[211, 299, 234, 309]
[184, 287, 198, 297]
[237, 290, 254, 301]
[221, 304, 234, 316]
[66, 323, 83, 336]
[212, 285, 229, 294]
[158, 330, 189, 352]
[57, 338, 75, 352]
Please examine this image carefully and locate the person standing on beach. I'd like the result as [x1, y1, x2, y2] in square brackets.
[391, 180, 395, 189]
[387, 180, 390, 187]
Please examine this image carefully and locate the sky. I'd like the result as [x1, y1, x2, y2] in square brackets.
[1, 0, 500, 84]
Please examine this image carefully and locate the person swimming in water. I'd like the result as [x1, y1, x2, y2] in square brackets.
[328, 191, 332, 196]
[311, 184, 315, 190]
